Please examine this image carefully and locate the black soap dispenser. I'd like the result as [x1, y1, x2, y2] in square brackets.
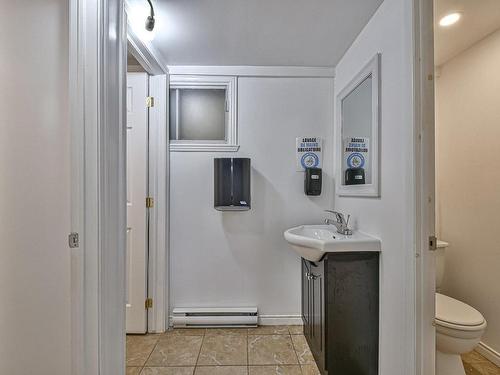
[214, 158, 251, 211]
[304, 167, 322, 196]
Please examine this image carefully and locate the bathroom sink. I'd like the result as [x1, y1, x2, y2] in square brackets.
[284, 225, 381, 262]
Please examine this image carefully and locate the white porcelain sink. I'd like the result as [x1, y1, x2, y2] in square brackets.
[284, 224, 381, 262]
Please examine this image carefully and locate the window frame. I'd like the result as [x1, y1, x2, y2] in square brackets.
[169, 75, 239, 152]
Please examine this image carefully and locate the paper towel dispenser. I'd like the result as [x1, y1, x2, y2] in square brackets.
[214, 158, 251, 211]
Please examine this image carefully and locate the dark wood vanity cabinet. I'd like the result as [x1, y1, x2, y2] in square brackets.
[301, 253, 379, 375]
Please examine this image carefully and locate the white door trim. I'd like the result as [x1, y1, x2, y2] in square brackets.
[70, 0, 127, 374]
[413, 0, 436, 374]
[147, 74, 169, 333]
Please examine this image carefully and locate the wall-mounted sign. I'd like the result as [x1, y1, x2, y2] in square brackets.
[343, 137, 370, 185]
[296, 137, 323, 172]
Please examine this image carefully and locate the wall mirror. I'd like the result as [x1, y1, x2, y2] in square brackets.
[336, 53, 380, 197]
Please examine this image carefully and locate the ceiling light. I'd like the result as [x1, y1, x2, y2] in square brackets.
[145, 0, 155, 31]
[129, 2, 156, 42]
[439, 12, 461, 27]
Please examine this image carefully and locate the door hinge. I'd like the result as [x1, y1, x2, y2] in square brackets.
[145, 298, 153, 309]
[146, 96, 155, 108]
[429, 235, 437, 251]
[146, 197, 154, 208]
[68, 232, 79, 248]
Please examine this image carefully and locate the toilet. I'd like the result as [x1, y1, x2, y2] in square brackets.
[435, 241, 487, 375]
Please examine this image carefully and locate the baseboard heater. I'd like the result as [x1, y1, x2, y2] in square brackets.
[172, 307, 258, 328]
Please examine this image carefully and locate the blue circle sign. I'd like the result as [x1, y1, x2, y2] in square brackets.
[301, 152, 320, 169]
[347, 152, 365, 168]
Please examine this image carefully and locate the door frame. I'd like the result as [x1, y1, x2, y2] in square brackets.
[413, 0, 436, 374]
[70, 0, 168, 373]
[125, 3, 170, 334]
[70, 0, 127, 373]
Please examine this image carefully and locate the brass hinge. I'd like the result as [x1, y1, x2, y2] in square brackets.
[429, 235, 437, 251]
[146, 197, 154, 208]
[146, 96, 155, 108]
[145, 298, 153, 309]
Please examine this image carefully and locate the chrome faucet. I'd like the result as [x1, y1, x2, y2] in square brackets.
[324, 210, 352, 235]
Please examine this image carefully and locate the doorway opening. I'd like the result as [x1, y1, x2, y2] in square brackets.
[125, 13, 170, 345]
[433, 1, 500, 374]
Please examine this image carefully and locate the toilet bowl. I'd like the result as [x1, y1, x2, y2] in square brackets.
[435, 293, 487, 375]
[434, 240, 487, 375]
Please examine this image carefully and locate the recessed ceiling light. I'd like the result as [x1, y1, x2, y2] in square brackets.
[439, 12, 462, 27]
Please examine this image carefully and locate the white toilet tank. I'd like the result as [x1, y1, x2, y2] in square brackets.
[436, 240, 449, 291]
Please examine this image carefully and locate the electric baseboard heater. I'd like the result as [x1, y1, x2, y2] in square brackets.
[172, 307, 258, 328]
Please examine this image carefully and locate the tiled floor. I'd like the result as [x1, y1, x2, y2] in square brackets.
[127, 326, 500, 375]
[126, 326, 321, 375]
[462, 351, 500, 375]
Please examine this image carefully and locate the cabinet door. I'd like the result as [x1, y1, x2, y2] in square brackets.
[301, 259, 311, 337]
[310, 260, 326, 372]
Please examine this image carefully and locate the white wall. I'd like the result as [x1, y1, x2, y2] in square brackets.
[170, 77, 334, 319]
[0, 1, 71, 374]
[333, 0, 415, 374]
[436, 28, 500, 355]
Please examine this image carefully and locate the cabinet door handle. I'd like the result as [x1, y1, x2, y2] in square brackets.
[309, 273, 318, 280]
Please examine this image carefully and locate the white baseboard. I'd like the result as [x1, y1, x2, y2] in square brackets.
[258, 315, 303, 326]
[476, 341, 500, 367]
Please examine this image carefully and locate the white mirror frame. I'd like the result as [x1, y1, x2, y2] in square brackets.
[336, 53, 381, 197]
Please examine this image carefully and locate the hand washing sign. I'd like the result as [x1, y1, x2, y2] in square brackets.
[343, 137, 370, 184]
[296, 137, 323, 172]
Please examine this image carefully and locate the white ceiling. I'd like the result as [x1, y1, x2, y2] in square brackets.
[148, 0, 383, 67]
[435, 0, 500, 66]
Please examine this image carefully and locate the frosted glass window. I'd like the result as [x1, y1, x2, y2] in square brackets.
[169, 88, 227, 141]
[169, 75, 238, 152]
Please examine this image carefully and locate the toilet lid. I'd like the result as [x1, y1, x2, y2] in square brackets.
[436, 293, 485, 327]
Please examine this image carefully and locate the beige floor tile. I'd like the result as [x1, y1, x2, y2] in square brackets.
[290, 335, 315, 364]
[248, 326, 289, 335]
[248, 335, 298, 365]
[197, 335, 247, 366]
[141, 367, 194, 375]
[287, 326, 304, 335]
[127, 333, 161, 342]
[205, 328, 248, 336]
[146, 336, 203, 366]
[194, 366, 248, 375]
[301, 364, 321, 375]
[248, 365, 302, 375]
[126, 367, 142, 375]
[160, 328, 206, 338]
[126, 334, 160, 366]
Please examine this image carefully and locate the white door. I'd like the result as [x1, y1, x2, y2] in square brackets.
[126, 72, 149, 333]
